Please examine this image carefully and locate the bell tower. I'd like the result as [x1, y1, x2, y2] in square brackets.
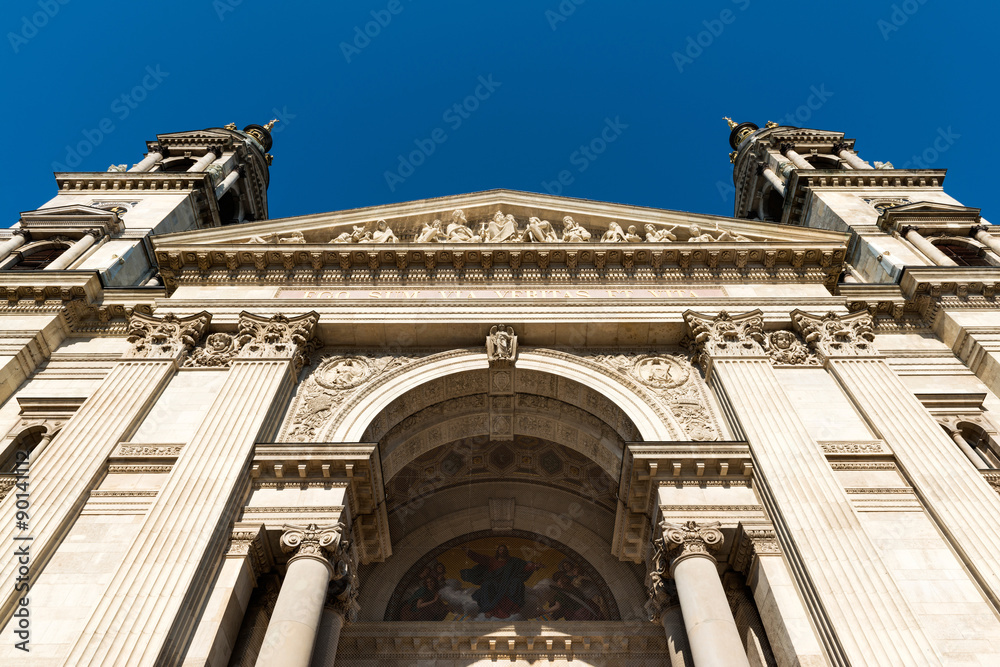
[726, 118, 999, 283]
[0, 120, 277, 286]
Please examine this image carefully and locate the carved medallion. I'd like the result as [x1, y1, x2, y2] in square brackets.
[315, 356, 373, 390]
[631, 355, 689, 389]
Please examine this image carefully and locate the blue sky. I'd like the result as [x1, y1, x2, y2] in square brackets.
[1, 0, 995, 225]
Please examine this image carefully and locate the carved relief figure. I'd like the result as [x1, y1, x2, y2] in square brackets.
[624, 225, 643, 243]
[246, 233, 274, 244]
[277, 231, 306, 244]
[600, 222, 628, 243]
[525, 217, 559, 243]
[644, 223, 677, 242]
[483, 211, 518, 243]
[487, 325, 517, 361]
[417, 219, 444, 243]
[446, 209, 481, 242]
[371, 220, 398, 243]
[561, 216, 591, 242]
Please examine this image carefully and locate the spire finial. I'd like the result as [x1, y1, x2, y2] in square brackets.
[724, 117, 738, 130]
[264, 118, 279, 131]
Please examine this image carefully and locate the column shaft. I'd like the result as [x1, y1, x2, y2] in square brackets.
[712, 358, 940, 665]
[0, 360, 175, 619]
[904, 229, 957, 266]
[128, 152, 162, 172]
[783, 149, 813, 170]
[215, 170, 240, 199]
[975, 229, 1000, 256]
[188, 151, 219, 173]
[308, 608, 345, 667]
[256, 557, 330, 667]
[951, 431, 989, 468]
[828, 358, 1000, 609]
[760, 167, 786, 197]
[64, 359, 296, 666]
[0, 232, 28, 262]
[660, 605, 694, 667]
[837, 149, 873, 170]
[45, 232, 99, 270]
[672, 554, 749, 667]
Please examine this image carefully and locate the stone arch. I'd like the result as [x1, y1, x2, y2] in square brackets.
[325, 348, 678, 443]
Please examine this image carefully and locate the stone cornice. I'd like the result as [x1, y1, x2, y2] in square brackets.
[151, 241, 847, 293]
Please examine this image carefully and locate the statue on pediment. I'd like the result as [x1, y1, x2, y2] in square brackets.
[644, 223, 677, 242]
[277, 231, 306, 244]
[561, 216, 591, 242]
[371, 220, 398, 243]
[482, 211, 519, 243]
[525, 217, 560, 243]
[445, 209, 481, 242]
[625, 225, 643, 243]
[416, 219, 444, 243]
[685, 223, 750, 243]
[246, 233, 274, 244]
[601, 222, 628, 243]
[328, 224, 369, 244]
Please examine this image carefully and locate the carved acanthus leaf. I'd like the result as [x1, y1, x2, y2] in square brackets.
[644, 536, 678, 622]
[684, 310, 765, 369]
[660, 520, 724, 562]
[236, 311, 320, 373]
[123, 311, 211, 360]
[791, 310, 877, 360]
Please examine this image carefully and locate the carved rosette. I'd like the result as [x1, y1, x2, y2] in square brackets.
[791, 310, 878, 361]
[235, 311, 320, 373]
[660, 520, 724, 569]
[684, 310, 765, 370]
[123, 311, 211, 361]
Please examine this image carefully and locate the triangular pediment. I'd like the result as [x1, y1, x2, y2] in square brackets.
[19, 204, 124, 235]
[152, 189, 848, 247]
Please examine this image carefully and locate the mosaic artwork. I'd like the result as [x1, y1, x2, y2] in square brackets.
[388, 534, 616, 622]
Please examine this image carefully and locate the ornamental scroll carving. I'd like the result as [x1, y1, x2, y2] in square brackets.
[791, 310, 877, 360]
[661, 520, 724, 564]
[280, 522, 346, 561]
[123, 311, 211, 360]
[644, 534, 678, 622]
[280, 352, 418, 442]
[591, 352, 722, 440]
[326, 541, 361, 622]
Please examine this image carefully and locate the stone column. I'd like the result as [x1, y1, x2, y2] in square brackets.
[901, 226, 958, 266]
[188, 148, 220, 173]
[0, 311, 210, 620]
[63, 311, 320, 666]
[794, 309, 1000, 612]
[0, 230, 30, 262]
[973, 226, 1000, 256]
[255, 524, 355, 667]
[757, 164, 786, 198]
[832, 143, 873, 170]
[44, 229, 101, 270]
[949, 428, 990, 469]
[309, 557, 359, 667]
[779, 144, 813, 170]
[215, 167, 242, 199]
[684, 310, 941, 666]
[128, 150, 163, 172]
[665, 521, 750, 667]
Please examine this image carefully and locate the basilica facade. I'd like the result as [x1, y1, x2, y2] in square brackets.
[2, 118, 1000, 666]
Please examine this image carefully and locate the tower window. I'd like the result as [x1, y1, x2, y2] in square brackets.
[7, 245, 67, 270]
[934, 241, 994, 267]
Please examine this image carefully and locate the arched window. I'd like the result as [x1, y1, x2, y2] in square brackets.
[945, 424, 999, 469]
[158, 157, 197, 173]
[804, 155, 842, 170]
[0, 427, 45, 473]
[5, 244, 69, 271]
[932, 240, 995, 267]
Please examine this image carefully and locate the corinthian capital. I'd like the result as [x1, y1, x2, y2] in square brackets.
[791, 310, 878, 360]
[236, 310, 320, 373]
[123, 311, 211, 361]
[684, 310, 766, 370]
[660, 520, 724, 568]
